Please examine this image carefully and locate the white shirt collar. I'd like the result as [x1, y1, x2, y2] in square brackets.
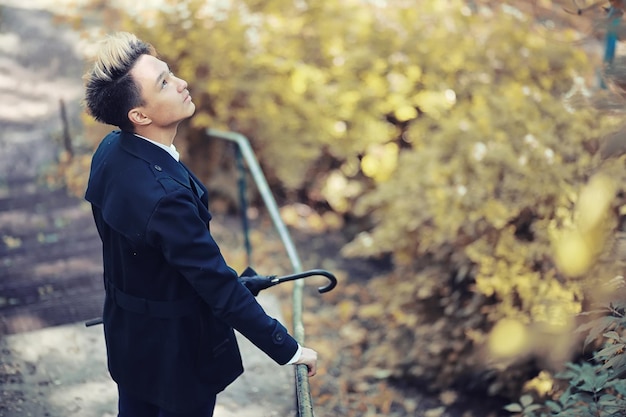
[134, 134, 180, 162]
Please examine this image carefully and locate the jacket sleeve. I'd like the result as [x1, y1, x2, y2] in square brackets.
[145, 188, 299, 365]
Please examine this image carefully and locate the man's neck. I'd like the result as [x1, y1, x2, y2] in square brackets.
[133, 125, 178, 146]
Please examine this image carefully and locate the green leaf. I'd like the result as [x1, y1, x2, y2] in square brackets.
[612, 380, 626, 396]
[603, 331, 622, 341]
[503, 403, 523, 412]
[546, 400, 562, 413]
[595, 344, 626, 362]
[520, 394, 534, 407]
[581, 317, 621, 349]
[524, 404, 543, 413]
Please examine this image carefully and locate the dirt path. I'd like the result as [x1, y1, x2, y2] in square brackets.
[0, 2, 95, 335]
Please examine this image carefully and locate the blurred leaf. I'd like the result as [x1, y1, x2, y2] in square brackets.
[2, 235, 22, 249]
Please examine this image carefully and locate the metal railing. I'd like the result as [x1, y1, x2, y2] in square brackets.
[206, 128, 315, 417]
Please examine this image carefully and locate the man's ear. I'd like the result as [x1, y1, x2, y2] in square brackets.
[128, 108, 151, 126]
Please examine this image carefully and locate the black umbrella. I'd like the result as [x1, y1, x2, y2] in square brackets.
[239, 266, 337, 296]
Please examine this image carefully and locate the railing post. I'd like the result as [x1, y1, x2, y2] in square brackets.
[206, 128, 314, 417]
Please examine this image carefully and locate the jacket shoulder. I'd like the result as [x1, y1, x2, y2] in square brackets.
[85, 133, 179, 244]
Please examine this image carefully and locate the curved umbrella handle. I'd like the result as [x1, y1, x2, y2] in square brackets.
[271, 269, 337, 293]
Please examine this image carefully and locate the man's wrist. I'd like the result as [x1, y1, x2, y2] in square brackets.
[286, 344, 302, 365]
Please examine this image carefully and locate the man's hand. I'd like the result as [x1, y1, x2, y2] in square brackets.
[238, 267, 276, 296]
[238, 275, 273, 296]
[294, 347, 318, 377]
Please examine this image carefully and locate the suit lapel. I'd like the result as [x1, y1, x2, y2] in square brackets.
[179, 161, 206, 200]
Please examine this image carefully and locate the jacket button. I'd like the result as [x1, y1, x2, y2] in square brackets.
[154, 165, 162, 171]
[274, 332, 284, 342]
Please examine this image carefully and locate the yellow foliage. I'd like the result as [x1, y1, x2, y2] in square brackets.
[553, 174, 618, 278]
[279, 203, 328, 233]
[413, 89, 456, 120]
[553, 229, 594, 278]
[576, 174, 615, 232]
[523, 371, 555, 397]
[360, 143, 399, 183]
[488, 318, 530, 358]
[321, 170, 363, 213]
[393, 105, 417, 123]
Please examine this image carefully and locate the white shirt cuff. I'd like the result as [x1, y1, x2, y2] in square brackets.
[286, 344, 302, 365]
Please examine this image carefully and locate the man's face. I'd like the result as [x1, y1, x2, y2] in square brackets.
[130, 54, 195, 128]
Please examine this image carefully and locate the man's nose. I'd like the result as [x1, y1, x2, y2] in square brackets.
[176, 76, 188, 92]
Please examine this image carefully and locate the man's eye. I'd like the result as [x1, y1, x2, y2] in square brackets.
[161, 71, 174, 89]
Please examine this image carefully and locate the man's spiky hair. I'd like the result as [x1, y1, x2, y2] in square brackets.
[83, 32, 155, 131]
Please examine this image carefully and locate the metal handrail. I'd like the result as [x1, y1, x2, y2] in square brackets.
[206, 128, 315, 417]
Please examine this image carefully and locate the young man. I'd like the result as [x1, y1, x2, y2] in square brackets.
[83, 32, 317, 417]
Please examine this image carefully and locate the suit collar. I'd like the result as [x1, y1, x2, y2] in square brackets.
[134, 133, 180, 162]
[119, 130, 189, 188]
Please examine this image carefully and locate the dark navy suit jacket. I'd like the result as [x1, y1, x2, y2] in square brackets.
[85, 130, 298, 413]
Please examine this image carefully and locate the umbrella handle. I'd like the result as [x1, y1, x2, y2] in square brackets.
[270, 269, 337, 293]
